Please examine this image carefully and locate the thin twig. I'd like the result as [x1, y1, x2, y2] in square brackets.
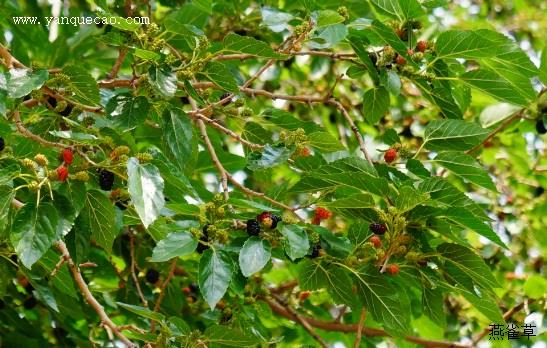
[354, 307, 366, 348]
[270, 294, 328, 348]
[327, 99, 372, 163]
[471, 298, 535, 345]
[107, 49, 128, 79]
[56, 241, 136, 347]
[130, 234, 148, 307]
[466, 110, 523, 155]
[262, 296, 469, 348]
[150, 258, 177, 332]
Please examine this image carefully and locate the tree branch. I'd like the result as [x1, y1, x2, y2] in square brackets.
[354, 307, 366, 348]
[471, 298, 535, 345]
[56, 241, 136, 348]
[270, 294, 329, 348]
[327, 99, 372, 163]
[130, 234, 148, 307]
[262, 296, 469, 348]
[150, 258, 178, 332]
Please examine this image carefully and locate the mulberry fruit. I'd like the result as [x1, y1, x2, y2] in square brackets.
[370, 235, 382, 248]
[62, 148, 73, 165]
[384, 148, 397, 163]
[57, 166, 69, 182]
[369, 223, 387, 235]
[309, 243, 322, 258]
[145, 269, 160, 284]
[270, 215, 282, 229]
[98, 169, 115, 191]
[247, 219, 260, 236]
[23, 296, 37, 309]
[416, 40, 427, 53]
[0, 137, 4, 152]
[387, 264, 400, 275]
[536, 119, 546, 134]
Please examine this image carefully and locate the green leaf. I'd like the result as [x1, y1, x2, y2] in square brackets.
[541, 46, 547, 84]
[413, 79, 463, 119]
[354, 265, 411, 336]
[162, 108, 194, 170]
[422, 119, 489, 151]
[395, 186, 429, 213]
[133, 48, 161, 61]
[63, 65, 101, 106]
[293, 157, 389, 196]
[247, 144, 293, 170]
[459, 68, 533, 106]
[314, 226, 352, 258]
[80, 190, 118, 252]
[435, 30, 501, 59]
[440, 209, 506, 248]
[148, 66, 178, 98]
[199, 249, 233, 310]
[49, 130, 101, 145]
[350, 39, 379, 84]
[205, 325, 258, 347]
[438, 243, 500, 292]
[382, 70, 401, 95]
[193, 0, 212, 14]
[418, 177, 487, 220]
[422, 287, 446, 327]
[370, 0, 424, 20]
[363, 86, 390, 124]
[439, 282, 504, 323]
[348, 221, 371, 246]
[108, 16, 141, 31]
[127, 157, 165, 228]
[238, 237, 271, 277]
[223, 33, 285, 59]
[280, 224, 309, 261]
[117, 302, 165, 321]
[299, 261, 356, 306]
[366, 20, 416, 67]
[314, 9, 344, 28]
[151, 232, 197, 262]
[201, 61, 239, 93]
[4, 68, 48, 98]
[0, 185, 14, 230]
[523, 275, 547, 299]
[406, 158, 430, 178]
[11, 202, 60, 269]
[307, 131, 345, 152]
[323, 193, 375, 209]
[108, 95, 150, 130]
[432, 151, 497, 191]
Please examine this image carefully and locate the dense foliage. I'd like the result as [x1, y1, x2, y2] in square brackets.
[0, 0, 545, 347]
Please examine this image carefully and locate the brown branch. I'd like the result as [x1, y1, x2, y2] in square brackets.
[327, 99, 372, 164]
[107, 49, 128, 79]
[150, 258, 178, 332]
[0, 43, 25, 69]
[13, 111, 68, 149]
[270, 294, 328, 348]
[262, 296, 469, 348]
[193, 112, 264, 150]
[50, 255, 67, 278]
[354, 307, 366, 348]
[56, 241, 136, 347]
[471, 298, 535, 345]
[191, 95, 232, 200]
[130, 234, 148, 307]
[466, 110, 523, 155]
